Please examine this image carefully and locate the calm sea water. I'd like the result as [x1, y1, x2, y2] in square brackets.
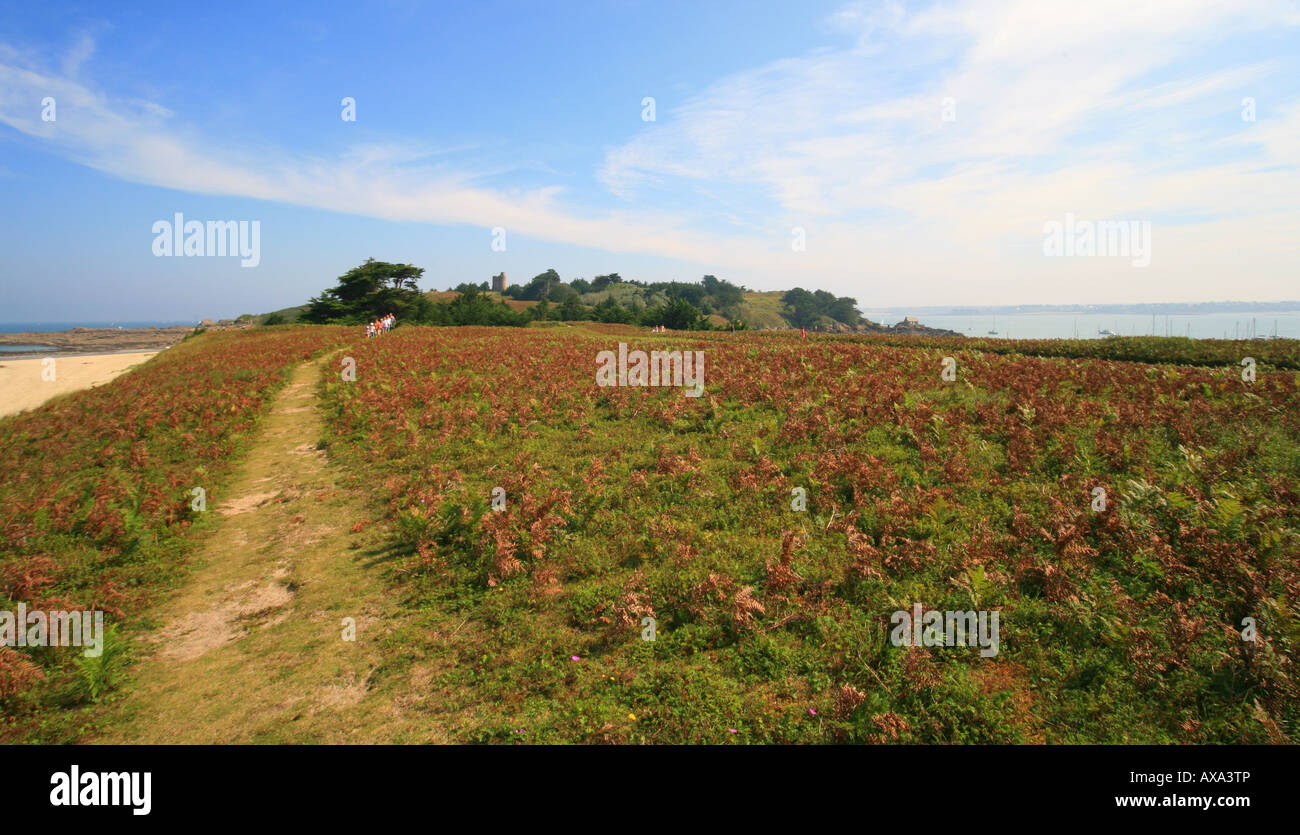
[0, 344, 55, 353]
[0, 321, 194, 333]
[875, 312, 1300, 340]
[4, 316, 1296, 341]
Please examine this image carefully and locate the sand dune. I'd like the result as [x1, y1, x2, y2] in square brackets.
[0, 351, 158, 418]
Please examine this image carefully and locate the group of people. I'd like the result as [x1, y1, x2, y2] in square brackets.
[366, 313, 396, 338]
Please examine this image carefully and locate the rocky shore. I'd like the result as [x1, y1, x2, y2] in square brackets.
[0, 326, 194, 354]
[817, 319, 965, 338]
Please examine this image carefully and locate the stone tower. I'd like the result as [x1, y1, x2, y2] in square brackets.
[492, 272, 507, 293]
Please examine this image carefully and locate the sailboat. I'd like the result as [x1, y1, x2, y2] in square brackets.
[987, 315, 999, 336]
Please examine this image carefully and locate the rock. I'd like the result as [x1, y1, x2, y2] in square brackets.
[852, 320, 964, 338]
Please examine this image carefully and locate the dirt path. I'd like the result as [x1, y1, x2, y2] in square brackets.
[94, 357, 451, 743]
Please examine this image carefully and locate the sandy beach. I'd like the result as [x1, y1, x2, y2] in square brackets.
[0, 351, 158, 418]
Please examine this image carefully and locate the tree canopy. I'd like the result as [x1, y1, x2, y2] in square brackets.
[782, 287, 861, 328]
[299, 260, 860, 331]
[302, 259, 432, 324]
[425, 285, 530, 327]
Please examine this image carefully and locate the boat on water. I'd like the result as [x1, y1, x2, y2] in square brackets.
[1098, 328, 1118, 337]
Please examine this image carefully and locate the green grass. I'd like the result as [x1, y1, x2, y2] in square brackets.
[7, 325, 1296, 744]
[317, 327, 1300, 743]
[0, 327, 350, 736]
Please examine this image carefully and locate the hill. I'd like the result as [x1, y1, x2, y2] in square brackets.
[251, 304, 308, 325]
[258, 262, 957, 333]
[426, 289, 537, 313]
[735, 291, 796, 329]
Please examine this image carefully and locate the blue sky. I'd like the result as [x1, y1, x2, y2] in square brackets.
[1, 0, 1298, 322]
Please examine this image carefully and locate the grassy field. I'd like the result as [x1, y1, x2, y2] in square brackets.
[3, 324, 1297, 744]
[736, 290, 800, 329]
[317, 325, 1300, 743]
[0, 326, 350, 737]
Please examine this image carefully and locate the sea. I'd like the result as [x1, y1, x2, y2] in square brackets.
[0, 321, 196, 333]
[3, 315, 1298, 344]
[866, 311, 1300, 341]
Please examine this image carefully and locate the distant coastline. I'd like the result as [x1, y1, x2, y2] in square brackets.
[0, 321, 196, 334]
[876, 301, 1300, 316]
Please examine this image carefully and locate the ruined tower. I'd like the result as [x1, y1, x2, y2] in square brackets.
[492, 272, 507, 293]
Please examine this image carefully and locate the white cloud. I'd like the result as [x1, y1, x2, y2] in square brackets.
[0, 49, 784, 272]
[599, 0, 1300, 302]
[1, 1, 1298, 304]
[60, 32, 96, 77]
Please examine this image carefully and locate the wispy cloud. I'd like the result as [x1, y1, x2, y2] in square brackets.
[0, 39, 788, 272]
[1, 1, 1297, 303]
[59, 32, 95, 77]
[598, 0, 1299, 300]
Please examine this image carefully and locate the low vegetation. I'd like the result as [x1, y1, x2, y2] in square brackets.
[317, 326, 1300, 743]
[5, 324, 1296, 744]
[847, 332, 1300, 371]
[0, 327, 349, 732]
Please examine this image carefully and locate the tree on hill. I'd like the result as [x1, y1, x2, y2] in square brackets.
[782, 287, 861, 328]
[826, 296, 861, 325]
[642, 297, 707, 330]
[302, 259, 432, 323]
[556, 294, 587, 320]
[293, 265, 856, 331]
[426, 285, 530, 326]
[653, 281, 712, 312]
[702, 274, 745, 316]
[520, 269, 562, 300]
[548, 283, 579, 303]
[593, 296, 635, 324]
[782, 288, 820, 328]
